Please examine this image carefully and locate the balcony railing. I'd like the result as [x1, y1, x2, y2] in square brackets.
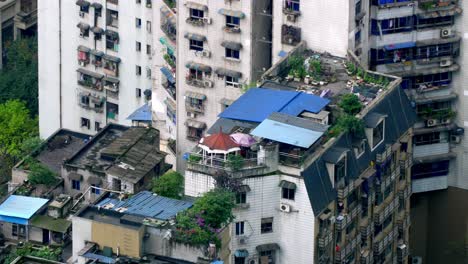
[185, 77, 212, 88]
[317, 228, 333, 248]
[186, 17, 209, 27]
[161, 23, 177, 41]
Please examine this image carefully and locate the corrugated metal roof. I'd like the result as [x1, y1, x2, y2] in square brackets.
[127, 103, 151, 122]
[0, 195, 48, 223]
[96, 191, 193, 220]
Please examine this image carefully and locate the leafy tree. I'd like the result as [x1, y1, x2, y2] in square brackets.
[191, 189, 235, 228]
[27, 160, 58, 186]
[151, 170, 184, 199]
[0, 37, 38, 116]
[4, 243, 61, 263]
[336, 114, 365, 138]
[339, 94, 362, 115]
[19, 136, 43, 156]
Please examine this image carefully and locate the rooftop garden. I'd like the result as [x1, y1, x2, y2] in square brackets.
[3, 243, 62, 264]
[151, 170, 184, 200]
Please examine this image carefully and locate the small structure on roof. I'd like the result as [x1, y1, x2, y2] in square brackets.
[199, 129, 241, 154]
[127, 103, 152, 127]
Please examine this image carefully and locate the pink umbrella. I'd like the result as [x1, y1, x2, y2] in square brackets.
[230, 133, 256, 147]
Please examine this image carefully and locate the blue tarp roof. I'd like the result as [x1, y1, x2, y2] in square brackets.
[96, 191, 193, 220]
[384, 42, 416, 51]
[127, 103, 151, 122]
[0, 195, 48, 225]
[160, 67, 175, 83]
[83, 253, 116, 264]
[219, 88, 329, 123]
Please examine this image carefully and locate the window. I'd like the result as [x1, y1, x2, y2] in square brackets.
[12, 224, 26, 237]
[261, 217, 273, 234]
[355, 30, 361, 46]
[411, 160, 449, 180]
[146, 67, 152, 79]
[81, 95, 90, 106]
[95, 122, 101, 132]
[95, 8, 101, 17]
[259, 250, 275, 264]
[414, 132, 442, 146]
[146, 21, 152, 33]
[335, 156, 346, 184]
[136, 88, 142, 97]
[282, 187, 295, 200]
[146, 0, 152, 8]
[225, 48, 240, 59]
[190, 9, 204, 19]
[226, 15, 240, 28]
[146, 44, 151, 55]
[136, 41, 141, 51]
[105, 31, 119, 51]
[236, 192, 246, 204]
[136, 0, 141, 3]
[226, 76, 239, 87]
[81, 118, 90, 129]
[136, 18, 142, 28]
[284, 0, 300, 12]
[91, 184, 101, 194]
[371, 17, 413, 35]
[72, 179, 81, 190]
[136, 65, 142, 75]
[189, 39, 204, 51]
[188, 68, 204, 80]
[235, 221, 245, 235]
[80, 5, 89, 13]
[106, 10, 119, 28]
[234, 257, 245, 264]
[354, 140, 365, 158]
[372, 120, 384, 149]
[355, 0, 361, 17]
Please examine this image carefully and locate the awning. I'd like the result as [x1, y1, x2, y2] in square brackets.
[68, 172, 83, 181]
[164, 98, 176, 112]
[76, 68, 104, 79]
[220, 98, 234, 106]
[161, 67, 175, 84]
[77, 45, 91, 52]
[77, 22, 90, 31]
[215, 68, 242, 78]
[218, 9, 246, 19]
[104, 76, 119, 84]
[76, 0, 90, 7]
[144, 89, 152, 97]
[88, 176, 102, 185]
[160, 6, 176, 25]
[91, 26, 104, 34]
[234, 249, 249, 258]
[31, 215, 72, 233]
[221, 41, 243, 50]
[364, 112, 387, 128]
[238, 185, 251, 193]
[278, 180, 296, 190]
[256, 243, 280, 252]
[185, 61, 212, 73]
[416, 35, 461, 47]
[185, 119, 206, 129]
[103, 54, 121, 63]
[185, 1, 208, 11]
[159, 37, 175, 55]
[184, 32, 207, 42]
[185, 91, 206, 100]
[91, 50, 104, 56]
[105, 30, 119, 39]
[91, 2, 102, 9]
[384, 42, 415, 51]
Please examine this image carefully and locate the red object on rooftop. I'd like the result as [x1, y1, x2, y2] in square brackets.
[199, 129, 240, 152]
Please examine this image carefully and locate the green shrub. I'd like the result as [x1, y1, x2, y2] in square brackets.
[339, 94, 363, 115]
[28, 161, 58, 186]
[151, 170, 184, 199]
[226, 154, 244, 171]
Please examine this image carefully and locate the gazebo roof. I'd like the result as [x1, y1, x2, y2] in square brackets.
[199, 130, 240, 154]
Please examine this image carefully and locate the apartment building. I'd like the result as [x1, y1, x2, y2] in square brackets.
[38, 0, 153, 138]
[184, 44, 417, 264]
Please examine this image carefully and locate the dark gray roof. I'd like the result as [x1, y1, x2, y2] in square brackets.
[268, 112, 329, 132]
[207, 118, 258, 134]
[364, 112, 387, 128]
[322, 147, 350, 164]
[302, 86, 417, 215]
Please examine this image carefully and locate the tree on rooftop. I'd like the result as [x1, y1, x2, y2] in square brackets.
[339, 94, 363, 116]
[191, 188, 235, 228]
[27, 158, 58, 187]
[151, 170, 184, 199]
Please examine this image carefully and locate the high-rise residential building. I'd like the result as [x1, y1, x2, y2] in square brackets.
[38, 0, 153, 138]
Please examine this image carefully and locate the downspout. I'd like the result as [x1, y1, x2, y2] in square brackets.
[59, 0, 63, 128]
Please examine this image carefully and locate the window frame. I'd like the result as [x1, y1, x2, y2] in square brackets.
[190, 8, 204, 20]
[72, 179, 81, 190]
[260, 217, 273, 234]
[236, 192, 247, 204]
[225, 48, 240, 59]
[281, 187, 295, 200]
[372, 119, 385, 150]
[226, 15, 240, 28]
[225, 76, 240, 87]
[235, 221, 245, 236]
[189, 39, 204, 51]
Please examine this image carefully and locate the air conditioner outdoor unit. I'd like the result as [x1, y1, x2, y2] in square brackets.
[450, 135, 461, 144]
[79, 32, 84, 38]
[427, 119, 439, 127]
[287, 14, 296, 22]
[204, 80, 213, 88]
[202, 50, 211, 58]
[280, 203, 291, 213]
[203, 17, 212, 24]
[79, 11, 85, 18]
[440, 28, 452, 38]
[247, 259, 257, 264]
[238, 236, 247, 245]
[440, 59, 452, 67]
[441, 117, 451, 124]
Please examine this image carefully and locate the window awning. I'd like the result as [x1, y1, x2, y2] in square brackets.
[160, 5, 176, 25]
[238, 185, 251, 193]
[161, 67, 175, 84]
[185, 61, 212, 73]
[256, 243, 280, 252]
[185, 91, 206, 100]
[218, 8, 246, 19]
[221, 41, 243, 51]
[91, 26, 104, 34]
[105, 30, 119, 39]
[77, 45, 90, 52]
[278, 180, 296, 190]
[76, 0, 90, 7]
[103, 54, 121, 63]
[90, 2, 102, 9]
[364, 112, 387, 128]
[234, 249, 249, 258]
[91, 50, 104, 57]
[215, 68, 242, 78]
[77, 68, 104, 79]
[185, 1, 208, 11]
[104, 76, 119, 84]
[184, 32, 206, 42]
[159, 37, 175, 55]
[87, 176, 102, 185]
[68, 172, 83, 181]
[185, 119, 206, 129]
[383, 42, 415, 51]
[77, 22, 90, 31]
[164, 98, 176, 112]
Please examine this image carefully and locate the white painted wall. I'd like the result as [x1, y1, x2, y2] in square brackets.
[72, 215, 93, 264]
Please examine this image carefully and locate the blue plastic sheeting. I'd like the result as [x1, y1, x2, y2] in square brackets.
[219, 88, 329, 123]
[251, 118, 324, 148]
[384, 42, 415, 51]
[160, 67, 175, 84]
[127, 103, 151, 122]
[278, 50, 288, 57]
[83, 253, 116, 264]
[0, 195, 48, 224]
[211, 261, 224, 264]
[96, 191, 193, 220]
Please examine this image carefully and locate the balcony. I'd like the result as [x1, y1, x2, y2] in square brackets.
[373, 224, 397, 255]
[161, 23, 177, 41]
[417, 0, 461, 13]
[186, 17, 209, 27]
[222, 25, 241, 34]
[77, 69, 104, 91]
[374, 196, 399, 225]
[317, 228, 333, 248]
[185, 76, 213, 88]
[185, 102, 205, 113]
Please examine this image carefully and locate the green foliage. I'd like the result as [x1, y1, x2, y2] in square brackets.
[0, 100, 38, 159]
[27, 158, 58, 186]
[326, 114, 365, 140]
[188, 154, 202, 163]
[287, 55, 304, 71]
[191, 189, 235, 228]
[309, 59, 322, 78]
[339, 94, 363, 115]
[163, 0, 176, 8]
[226, 154, 244, 171]
[151, 170, 184, 199]
[0, 37, 38, 116]
[4, 243, 61, 263]
[19, 136, 43, 156]
[163, 54, 175, 68]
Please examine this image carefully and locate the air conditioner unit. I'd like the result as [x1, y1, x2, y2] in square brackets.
[204, 80, 213, 88]
[427, 119, 439, 127]
[450, 135, 461, 144]
[238, 236, 247, 245]
[203, 17, 212, 24]
[202, 50, 211, 58]
[440, 28, 452, 38]
[79, 11, 85, 18]
[441, 117, 451, 124]
[440, 59, 453, 67]
[287, 14, 296, 22]
[280, 203, 291, 213]
[247, 259, 257, 264]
